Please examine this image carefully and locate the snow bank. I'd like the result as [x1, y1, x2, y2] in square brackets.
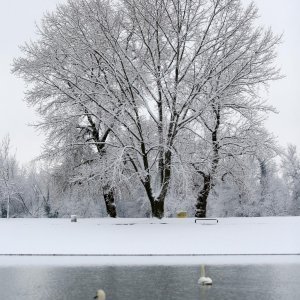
[0, 217, 299, 265]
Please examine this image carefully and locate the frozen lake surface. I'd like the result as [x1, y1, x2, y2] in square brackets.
[1, 264, 300, 300]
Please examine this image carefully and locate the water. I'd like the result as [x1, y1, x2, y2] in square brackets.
[0, 264, 300, 300]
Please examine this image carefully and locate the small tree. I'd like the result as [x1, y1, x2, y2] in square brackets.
[0, 135, 19, 218]
[281, 145, 300, 215]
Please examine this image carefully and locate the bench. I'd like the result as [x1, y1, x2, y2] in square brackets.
[195, 218, 218, 224]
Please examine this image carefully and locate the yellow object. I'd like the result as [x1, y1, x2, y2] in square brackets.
[176, 211, 187, 218]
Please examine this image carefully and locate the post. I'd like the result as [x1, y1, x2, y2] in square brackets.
[71, 215, 77, 222]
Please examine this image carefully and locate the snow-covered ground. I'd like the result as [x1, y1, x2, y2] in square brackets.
[0, 217, 299, 266]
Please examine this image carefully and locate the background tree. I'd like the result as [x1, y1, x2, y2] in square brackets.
[13, 1, 121, 217]
[281, 145, 300, 216]
[182, 0, 281, 217]
[0, 136, 18, 218]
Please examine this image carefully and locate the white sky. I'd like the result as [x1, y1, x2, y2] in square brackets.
[0, 0, 299, 164]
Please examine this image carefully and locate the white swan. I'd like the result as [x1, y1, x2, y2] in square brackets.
[94, 289, 106, 300]
[198, 265, 212, 285]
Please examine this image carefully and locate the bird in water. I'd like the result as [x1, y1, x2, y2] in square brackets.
[198, 265, 212, 285]
[94, 289, 106, 299]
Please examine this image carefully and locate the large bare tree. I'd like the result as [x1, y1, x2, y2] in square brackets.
[14, 0, 281, 218]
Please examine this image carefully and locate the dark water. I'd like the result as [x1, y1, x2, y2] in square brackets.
[0, 264, 300, 300]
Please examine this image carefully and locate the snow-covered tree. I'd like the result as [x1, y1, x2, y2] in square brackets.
[0, 136, 19, 217]
[13, 0, 122, 217]
[207, 155, 291, 217]
[281, 145, 300, 215]
[13, 0, 281, 218]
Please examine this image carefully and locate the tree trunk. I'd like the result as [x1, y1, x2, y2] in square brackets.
[195, 174, 211, 218]
[1, 203, 7, 218]
[151, 150, 172, 219]
[151, 200, 164, 219]
[195, 103, 220, 218]
[258, 158, 268, 202]
[6, 194, 10, 219]
[103, 186, 117, 218]
[86, 113, 117, 218]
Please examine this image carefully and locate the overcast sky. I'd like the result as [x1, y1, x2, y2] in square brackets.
[0, 0, 299, 165]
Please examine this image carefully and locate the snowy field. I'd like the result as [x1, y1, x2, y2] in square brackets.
[0, 217, 299, 266]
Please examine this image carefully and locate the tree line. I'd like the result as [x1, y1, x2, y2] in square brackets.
[0, 134, 299, 218]
[1, 134, 299, 218]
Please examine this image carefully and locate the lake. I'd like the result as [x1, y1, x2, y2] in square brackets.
[0, 264, 300, 299]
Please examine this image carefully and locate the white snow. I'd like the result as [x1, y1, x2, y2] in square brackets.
[0, 216, 299, 266]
